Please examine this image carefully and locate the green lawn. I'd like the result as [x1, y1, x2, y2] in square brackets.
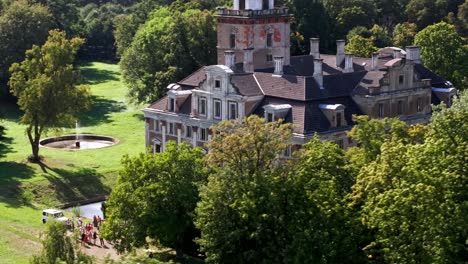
[0, 62, 145, 263]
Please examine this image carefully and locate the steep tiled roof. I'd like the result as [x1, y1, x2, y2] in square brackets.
[231, 74, 263, 96]
[148, 96, 167, 111]
[178, 67, 206, 87]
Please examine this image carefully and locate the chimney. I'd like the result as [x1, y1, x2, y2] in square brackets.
[310, 38, 320, 59]
[336, 40, 345, 67]
[273, 56, 284, 75]
[371, 52, 379, 71]
[393, 49, 401, 59]
[406, 46, 421, 63]
[243, 48, 254, 73]
[224, 50, 236, 69]
[344, 53, 353, 73]
[313, 58, 324, 89]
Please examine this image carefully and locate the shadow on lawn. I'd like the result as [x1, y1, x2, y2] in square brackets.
[80, 66, 120, 85]
[40, 163, 111, 205]
[78, 95, 126, 126]
[0, 161, 35, 207]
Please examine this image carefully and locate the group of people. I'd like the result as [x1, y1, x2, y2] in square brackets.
[60, 215, 105, 247]
[80, 223, 104, 246]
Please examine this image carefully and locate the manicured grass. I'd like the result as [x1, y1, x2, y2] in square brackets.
[0, 62, 145, 263]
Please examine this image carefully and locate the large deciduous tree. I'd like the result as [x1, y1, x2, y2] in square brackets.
[0, 0, 54, 97]
[415, 22, 468, 90]
[196, 116, 292, 263]
[9, 30, 90, 162]
[392, 22, 418, 48]
[101, 142, 207, 256]
[349, 91, 468, 263]
[120, 7, 216, 104]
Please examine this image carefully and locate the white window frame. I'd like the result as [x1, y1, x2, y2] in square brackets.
[214, 99, 222, 119]
[199, 128, 208, 141]
[199, 97, 207, 116]
[266, 112, 274, 122]
[228, 101, 238, 120]
[169, 97, 175, 112]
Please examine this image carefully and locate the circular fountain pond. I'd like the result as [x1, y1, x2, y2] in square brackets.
[40, 135, 118, 150]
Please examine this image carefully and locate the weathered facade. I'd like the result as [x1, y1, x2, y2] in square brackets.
[143, 0, 456, 153]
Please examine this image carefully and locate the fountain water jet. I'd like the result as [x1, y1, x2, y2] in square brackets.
[75, 121, 81, 148]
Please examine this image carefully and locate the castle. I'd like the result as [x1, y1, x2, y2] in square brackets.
[143, 0, 456, 153]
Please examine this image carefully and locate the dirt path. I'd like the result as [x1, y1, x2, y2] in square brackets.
[79, 239, 120, 262]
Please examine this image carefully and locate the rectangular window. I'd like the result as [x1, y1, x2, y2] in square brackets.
[186, 126, 192, 138]
[263, 0, 269, 10]
[399, 75, 404, 85]
[229, 101, 238, 120]
[378, 103, 384, 118]
[417, 98, 422, 112]
[154, 120, 160, 132]
[239, 0, 245, 10]
[199, 97, 207, 116]
[266, 112, 274, 122]
[266, 33, 273, 47]
[266, 54, 273, 62]
[169, 123, 175, 135]
[215, 80, 221, 88]
[214, 99, 222, 119]
[398, 100, 404, 115]
[230, 34, 236, 49]
[200, 128, 208, 141]
[336, 112, 342, 127]
[169, 98, 175, 112]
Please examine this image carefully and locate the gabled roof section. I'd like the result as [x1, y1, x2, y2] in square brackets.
[178, 67, 207, 87]
[231, 74, 263, 96]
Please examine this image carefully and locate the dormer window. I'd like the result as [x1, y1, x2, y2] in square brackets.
[230, 34, 236, 49]
[266, 33, 273, 47]
[199, 97, 207, 116]
[215, 80, 221, 88]
[264, 104, 292, 123]
[319, 104, 346, 127]
[266, 112, 274, 122]
[169, 98, 175, 112]
[336, 112, 342, 127]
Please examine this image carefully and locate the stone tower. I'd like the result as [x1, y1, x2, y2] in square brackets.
[216, 0, 291, 71]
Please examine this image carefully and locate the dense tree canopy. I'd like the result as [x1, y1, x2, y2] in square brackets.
[9, 30, 90, 162]
[415, 22, 468, 89]
[102, 142, 207, 256]
[120, 6, 216, 104]
[0, 0, 54, 96]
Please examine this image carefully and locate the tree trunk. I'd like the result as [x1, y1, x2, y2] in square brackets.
[27, 123, 42, 163]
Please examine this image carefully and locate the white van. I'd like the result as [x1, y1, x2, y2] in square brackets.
[42, 209, 68, 223]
